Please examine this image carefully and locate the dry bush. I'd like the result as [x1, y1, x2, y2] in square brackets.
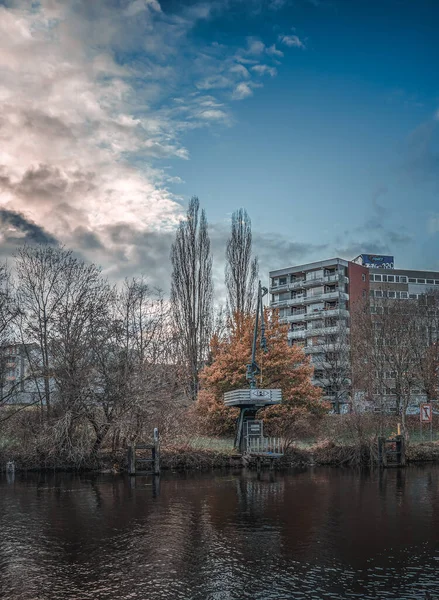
[1, 408, 95, 469]
[161, 445, 235, 470]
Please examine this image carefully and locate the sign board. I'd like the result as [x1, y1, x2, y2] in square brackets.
[420, 403, 433, 423]
[359, 254, 394, 269]
[244, 420, 263, 438]
[223, 388, 282, 406]
[250, 389, 273, 400]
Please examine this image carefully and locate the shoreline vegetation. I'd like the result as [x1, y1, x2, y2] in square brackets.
[3, 442, 439, 474]
[3, 422, 439, 474]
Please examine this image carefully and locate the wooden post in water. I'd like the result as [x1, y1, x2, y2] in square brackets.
[128, 445, 136, 475]
[398, 435, 406, 467]
[153, 428, 160, 476]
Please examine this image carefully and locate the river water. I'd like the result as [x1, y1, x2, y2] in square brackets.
[1, 467, 438, 600]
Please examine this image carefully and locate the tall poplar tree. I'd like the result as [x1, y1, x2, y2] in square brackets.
[225, 208, 259, 316]
[170, 197, 213, 400]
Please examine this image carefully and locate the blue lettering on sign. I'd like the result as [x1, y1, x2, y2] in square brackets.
[361, 254, 394, 269]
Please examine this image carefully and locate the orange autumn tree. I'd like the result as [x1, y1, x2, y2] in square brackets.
[196, 309, 327, 439]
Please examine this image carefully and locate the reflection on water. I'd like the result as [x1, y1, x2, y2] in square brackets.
[1, 467, 439, 599]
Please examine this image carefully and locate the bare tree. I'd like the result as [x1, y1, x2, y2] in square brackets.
[225, 208, 259, 316]
[412, 293, 439, 403]
[15, 245, 72, 417]
[351, 297, 418, 436]
[0, 262, 21, 411]
[313, 318, 351, 414]
[170, 197, 213, 401]
[351, 298, 387, 416]
[14, 245, 111, 448]
[88, 277, 176, 454]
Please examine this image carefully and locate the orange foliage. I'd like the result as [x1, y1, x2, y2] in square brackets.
[197, 309, 327, 435]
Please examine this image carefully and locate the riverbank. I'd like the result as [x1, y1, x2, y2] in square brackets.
[3, 439, 439, 473]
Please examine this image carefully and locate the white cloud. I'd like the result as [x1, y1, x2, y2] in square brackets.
[229, 63, 251, 78]
[232, 82, 254, 100]
[198, 109, 230, 122]
[0, 1, 289, 280]
[246, 38, 266, 55]
[251, 64, 277, 77]
[266, 44, 284, 57]
[196, 74, 234, 90]
[428, 214, 439, 234]
[278, 34, 306, 49]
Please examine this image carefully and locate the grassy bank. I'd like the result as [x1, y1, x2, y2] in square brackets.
[3, 418, 439, 473]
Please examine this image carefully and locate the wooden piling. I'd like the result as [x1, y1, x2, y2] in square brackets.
[127, 429, 160, 476]
[128, 445, 136, 475]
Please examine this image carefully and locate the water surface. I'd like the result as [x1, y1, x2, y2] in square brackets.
[1, 467, 439, 599]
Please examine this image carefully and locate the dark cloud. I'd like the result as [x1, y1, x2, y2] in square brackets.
[333, 241, 392, 260]
[100, 224, 175, 287]
[0, 164, 96, 203]
[402, 121, 439, 185]
[71, 227, 105, 251]
[337, 186, 413, 259]
[0, 208, 58, 245]
[22, 109, 77, 141]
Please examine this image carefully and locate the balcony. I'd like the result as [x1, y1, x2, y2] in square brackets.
[287, 330, 306, 340]
[305, 326, 350, 338]
[270, 282, 289, 293]
[271, 298, 291, 308]
[281, 312, 307, 323]
[304, 291, 348, 304]
[305, 343, 350, 354]
[305, 308, 349, 320]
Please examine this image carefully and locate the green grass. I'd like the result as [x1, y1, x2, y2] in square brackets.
[182, 436, 235, 452]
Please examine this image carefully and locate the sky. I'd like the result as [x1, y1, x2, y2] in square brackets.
[0, 0, 438, 294]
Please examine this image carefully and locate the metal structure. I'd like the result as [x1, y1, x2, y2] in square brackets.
[224, 281, 282, 452]
[378, 435, 406, 468]
[127, 428, 160, 476]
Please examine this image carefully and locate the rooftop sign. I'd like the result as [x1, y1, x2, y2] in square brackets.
[353, 254, 394, 269]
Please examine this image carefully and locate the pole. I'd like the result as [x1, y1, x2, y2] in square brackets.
[153, 428, 160, 475]
[128, 445, 135, 475]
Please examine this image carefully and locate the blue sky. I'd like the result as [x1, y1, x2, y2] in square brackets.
[0, 0, 438, 288]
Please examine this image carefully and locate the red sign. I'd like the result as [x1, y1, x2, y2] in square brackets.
[420, 404, 433, 423]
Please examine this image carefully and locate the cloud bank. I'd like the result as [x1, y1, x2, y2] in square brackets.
[0, 0, 295, 283]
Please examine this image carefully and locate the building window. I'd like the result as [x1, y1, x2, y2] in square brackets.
[375, 274, 382, 282]
[279, 277, 287, 285]
[362, 289, 366, 298]
[375, 290, 383, 298]
[388, 291, 396, 298]
[387, 275, 395, 283]
[417, 278, 426, 284]
[369, 274, 374, 281]
[395, 276, 400, 282]
[382, 275, 388, 282]
[427, 279, 434, 284]
[435, 280, 439, 285]
[400, 276, 407, 283]
[409, 294, 417, 299]
[362, 273, 366, 282]
[408, 278, 416, 283]
[400, 292, 408, 299]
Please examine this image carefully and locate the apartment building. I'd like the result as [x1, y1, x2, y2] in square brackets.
[270, 258, 368, 410]
[270, 254, 439, 412]
[0, 343, 43, 405]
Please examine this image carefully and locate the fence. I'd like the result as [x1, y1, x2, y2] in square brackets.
[244, 436, 283, 455]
